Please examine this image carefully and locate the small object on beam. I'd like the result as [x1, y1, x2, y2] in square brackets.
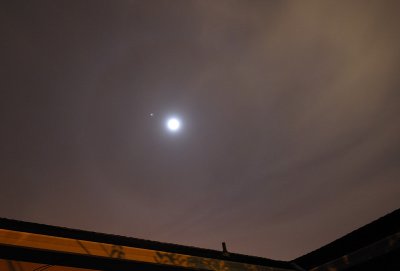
[222, 242, 230, 257]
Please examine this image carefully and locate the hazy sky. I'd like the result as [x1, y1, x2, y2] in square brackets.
[1, 1, 399, 260]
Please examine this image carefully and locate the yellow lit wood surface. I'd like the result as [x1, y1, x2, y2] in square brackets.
[0, 229, 292, 271]
[0, 259, 94, 271]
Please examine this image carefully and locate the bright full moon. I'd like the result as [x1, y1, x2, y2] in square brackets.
[166, 117, 181, 132]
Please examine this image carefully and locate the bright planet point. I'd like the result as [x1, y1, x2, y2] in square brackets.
[166, 118, 181, 132]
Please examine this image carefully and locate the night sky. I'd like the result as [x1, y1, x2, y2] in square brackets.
[1, 1, 400, 260]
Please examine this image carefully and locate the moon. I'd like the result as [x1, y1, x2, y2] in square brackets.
[166, 117, 181, 132]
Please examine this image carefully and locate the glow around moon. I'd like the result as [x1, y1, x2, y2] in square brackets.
[166, 117, 181, 132]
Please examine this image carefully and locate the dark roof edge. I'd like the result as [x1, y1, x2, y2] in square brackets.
[293, 208, 400, 269]
[0, 217, 291, 269]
